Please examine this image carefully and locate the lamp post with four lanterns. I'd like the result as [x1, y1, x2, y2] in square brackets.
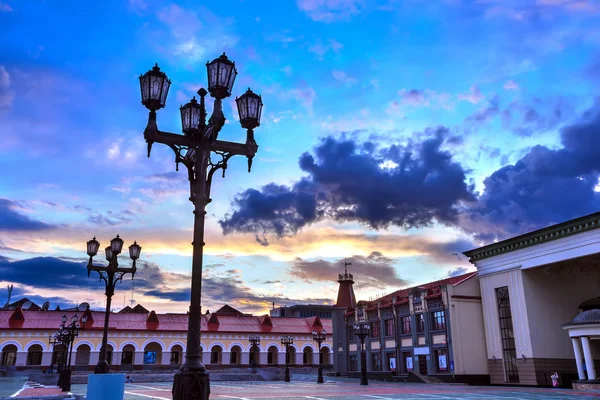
[86, 235, 141, 374]
[280, 335, 294, 383]
[353, 322, 370, 386]
[312, 328, 327, 384]
[48, 313, 87, 392]
[137, 53, 263, 400]
[248, 334, 261, 372]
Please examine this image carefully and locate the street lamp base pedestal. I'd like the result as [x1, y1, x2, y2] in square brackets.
[172, 369, 210, 400]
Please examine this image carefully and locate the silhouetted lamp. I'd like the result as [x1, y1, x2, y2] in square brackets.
[206, 53, 237, 99]
[236, 88, 263, 130]
[139, 64, 171, 111]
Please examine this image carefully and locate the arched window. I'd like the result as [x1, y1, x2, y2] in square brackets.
[230, 345, 241, 365]
[75, 344, 91, 365]
[1, 344, 17, 366]
[51, 344, 66, 367]
[27, 344, 43, 366]
[210, 346, 222, 365]
[121, 344, 135, 365]
[267, 346, 278, 365]
[144, 342, 163, 365]
[170, 345, 183, 365]
[303, 347, 313, 365]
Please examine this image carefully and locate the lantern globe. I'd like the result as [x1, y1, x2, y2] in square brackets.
[235, 88, 263, 130]
[139, 64, 171, 111]
[206, 53, 237, 99]
[62, 315, 67, 324]
[105, 246, 113, 262]
[180, 96, 202, 136]
[129, 241, 142, 261]
[87, 236, 100, 257]
[111, 234, 124, 254]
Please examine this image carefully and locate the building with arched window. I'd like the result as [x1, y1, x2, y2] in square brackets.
[0, 304, 332, 371]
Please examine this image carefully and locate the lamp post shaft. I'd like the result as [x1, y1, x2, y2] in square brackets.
[317, 341, 324, 384]
[360, 338, 368, 386]
[96, 272, 114, 374]
[284, 345, 290, 383]
[173, 146, 211, 399]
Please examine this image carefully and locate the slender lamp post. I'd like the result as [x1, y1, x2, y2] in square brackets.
[138, 54, 263, 400]
[280, 335, 294, 383]
[248, 334, 260, 371]
[86, 235, 140, 374]
[312, 329, 327, 384]
[51, 314, 86, 392]
[353, 322, 370, 386]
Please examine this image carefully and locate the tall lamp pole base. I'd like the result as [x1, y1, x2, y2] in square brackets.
[317, 366, 324, 384]
[284, 367, 290, 382]
[172, 369, 210, 400]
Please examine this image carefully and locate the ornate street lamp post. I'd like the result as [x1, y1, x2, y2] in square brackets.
[50, 314, 86, 392]
[280, 335, 294, 383]
[138, 54, 263, 400]
[86, 235, 140, 374]
[312, 329, 327, 384]
[248, 334, 260, 372]
[353, 322, 370, 386]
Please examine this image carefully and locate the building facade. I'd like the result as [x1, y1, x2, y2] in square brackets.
[0, 304, 332, 371]
[464, 211, 600, 388]
[332, 269, 489, 384]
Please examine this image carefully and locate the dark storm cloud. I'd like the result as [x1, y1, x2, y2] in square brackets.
[220, 129, 476, 243]
[502, 99, 571, 137]
[289, 252, 407, 290]
[0, 198, 54, 231]
[144, 270, 331, 311]
[464, 101, 600, 241]
[466, 96, 500, 124]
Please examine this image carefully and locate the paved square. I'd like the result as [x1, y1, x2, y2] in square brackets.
[68, 377, 600, 400]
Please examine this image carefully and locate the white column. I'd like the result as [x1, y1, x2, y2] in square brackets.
[278, 352, 286, 365]
[294, 352, 302, 365]
[572, 338, 586, 380]
[581, 337, 596, 380]
[134, 351, 145, 366]
[222, 352, 231, 365]
[89, 351, 100, 366]
[15, 351, 28, 367]
[259, 352, 268, 365]
[41, 351, 53, 366]
[112, 351, 122, 366]
[161, 351, 171, 365]
[241, 351, 250, 365]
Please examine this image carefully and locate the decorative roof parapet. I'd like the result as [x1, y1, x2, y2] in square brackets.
[463, 212, 600, 262]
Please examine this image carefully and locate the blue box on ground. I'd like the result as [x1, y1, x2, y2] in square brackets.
[87, 373, 126, 400]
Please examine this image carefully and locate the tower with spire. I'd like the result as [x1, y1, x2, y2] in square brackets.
[335, 260, 356, 309]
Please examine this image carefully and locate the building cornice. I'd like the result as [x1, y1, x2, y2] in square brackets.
[463, 212, 600, 262]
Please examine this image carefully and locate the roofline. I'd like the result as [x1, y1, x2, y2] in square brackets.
[452, 271, 478, 286]
[463, 211, 600, 262]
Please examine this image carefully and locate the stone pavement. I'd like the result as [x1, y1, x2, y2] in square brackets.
[65, 377, 600, 400]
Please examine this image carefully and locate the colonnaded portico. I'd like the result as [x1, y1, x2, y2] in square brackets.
[464, 212, 600, 388]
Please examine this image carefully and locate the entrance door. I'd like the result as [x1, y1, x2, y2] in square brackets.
[418, 355, 428, 375]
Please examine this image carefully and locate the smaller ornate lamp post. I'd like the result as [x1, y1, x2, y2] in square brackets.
[52, 314, 86, 392]
[248, 334, 260, 372]
[86, 235, 140, 374]
[312, 329, 327, 384]
[353, 322, 370, 386]
[280, 335, 294, 383]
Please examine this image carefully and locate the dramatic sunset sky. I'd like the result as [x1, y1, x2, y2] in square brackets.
[1, 0, 600, 314]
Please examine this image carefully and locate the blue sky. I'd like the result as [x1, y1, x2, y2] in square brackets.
[1, 0, 600, 314]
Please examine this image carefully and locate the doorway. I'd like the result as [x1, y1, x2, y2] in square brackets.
[418, 355, 428, 375]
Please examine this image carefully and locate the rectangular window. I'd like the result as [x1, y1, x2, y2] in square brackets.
[401, 316, 412, 334]
[496, 286, 519, 383]
[121, 351, 133, 365]
[384, 319, 395, 337]
[434, 349, 448, 372]
[416, 314, 425, 332]
[348, 325, 356, 341]
[431, 311, 446, 331]
[371, 353, 381, 371]
[349, 355, 358, 371]
[370, 322, 380, 338]
[144, 351, 157, 365]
